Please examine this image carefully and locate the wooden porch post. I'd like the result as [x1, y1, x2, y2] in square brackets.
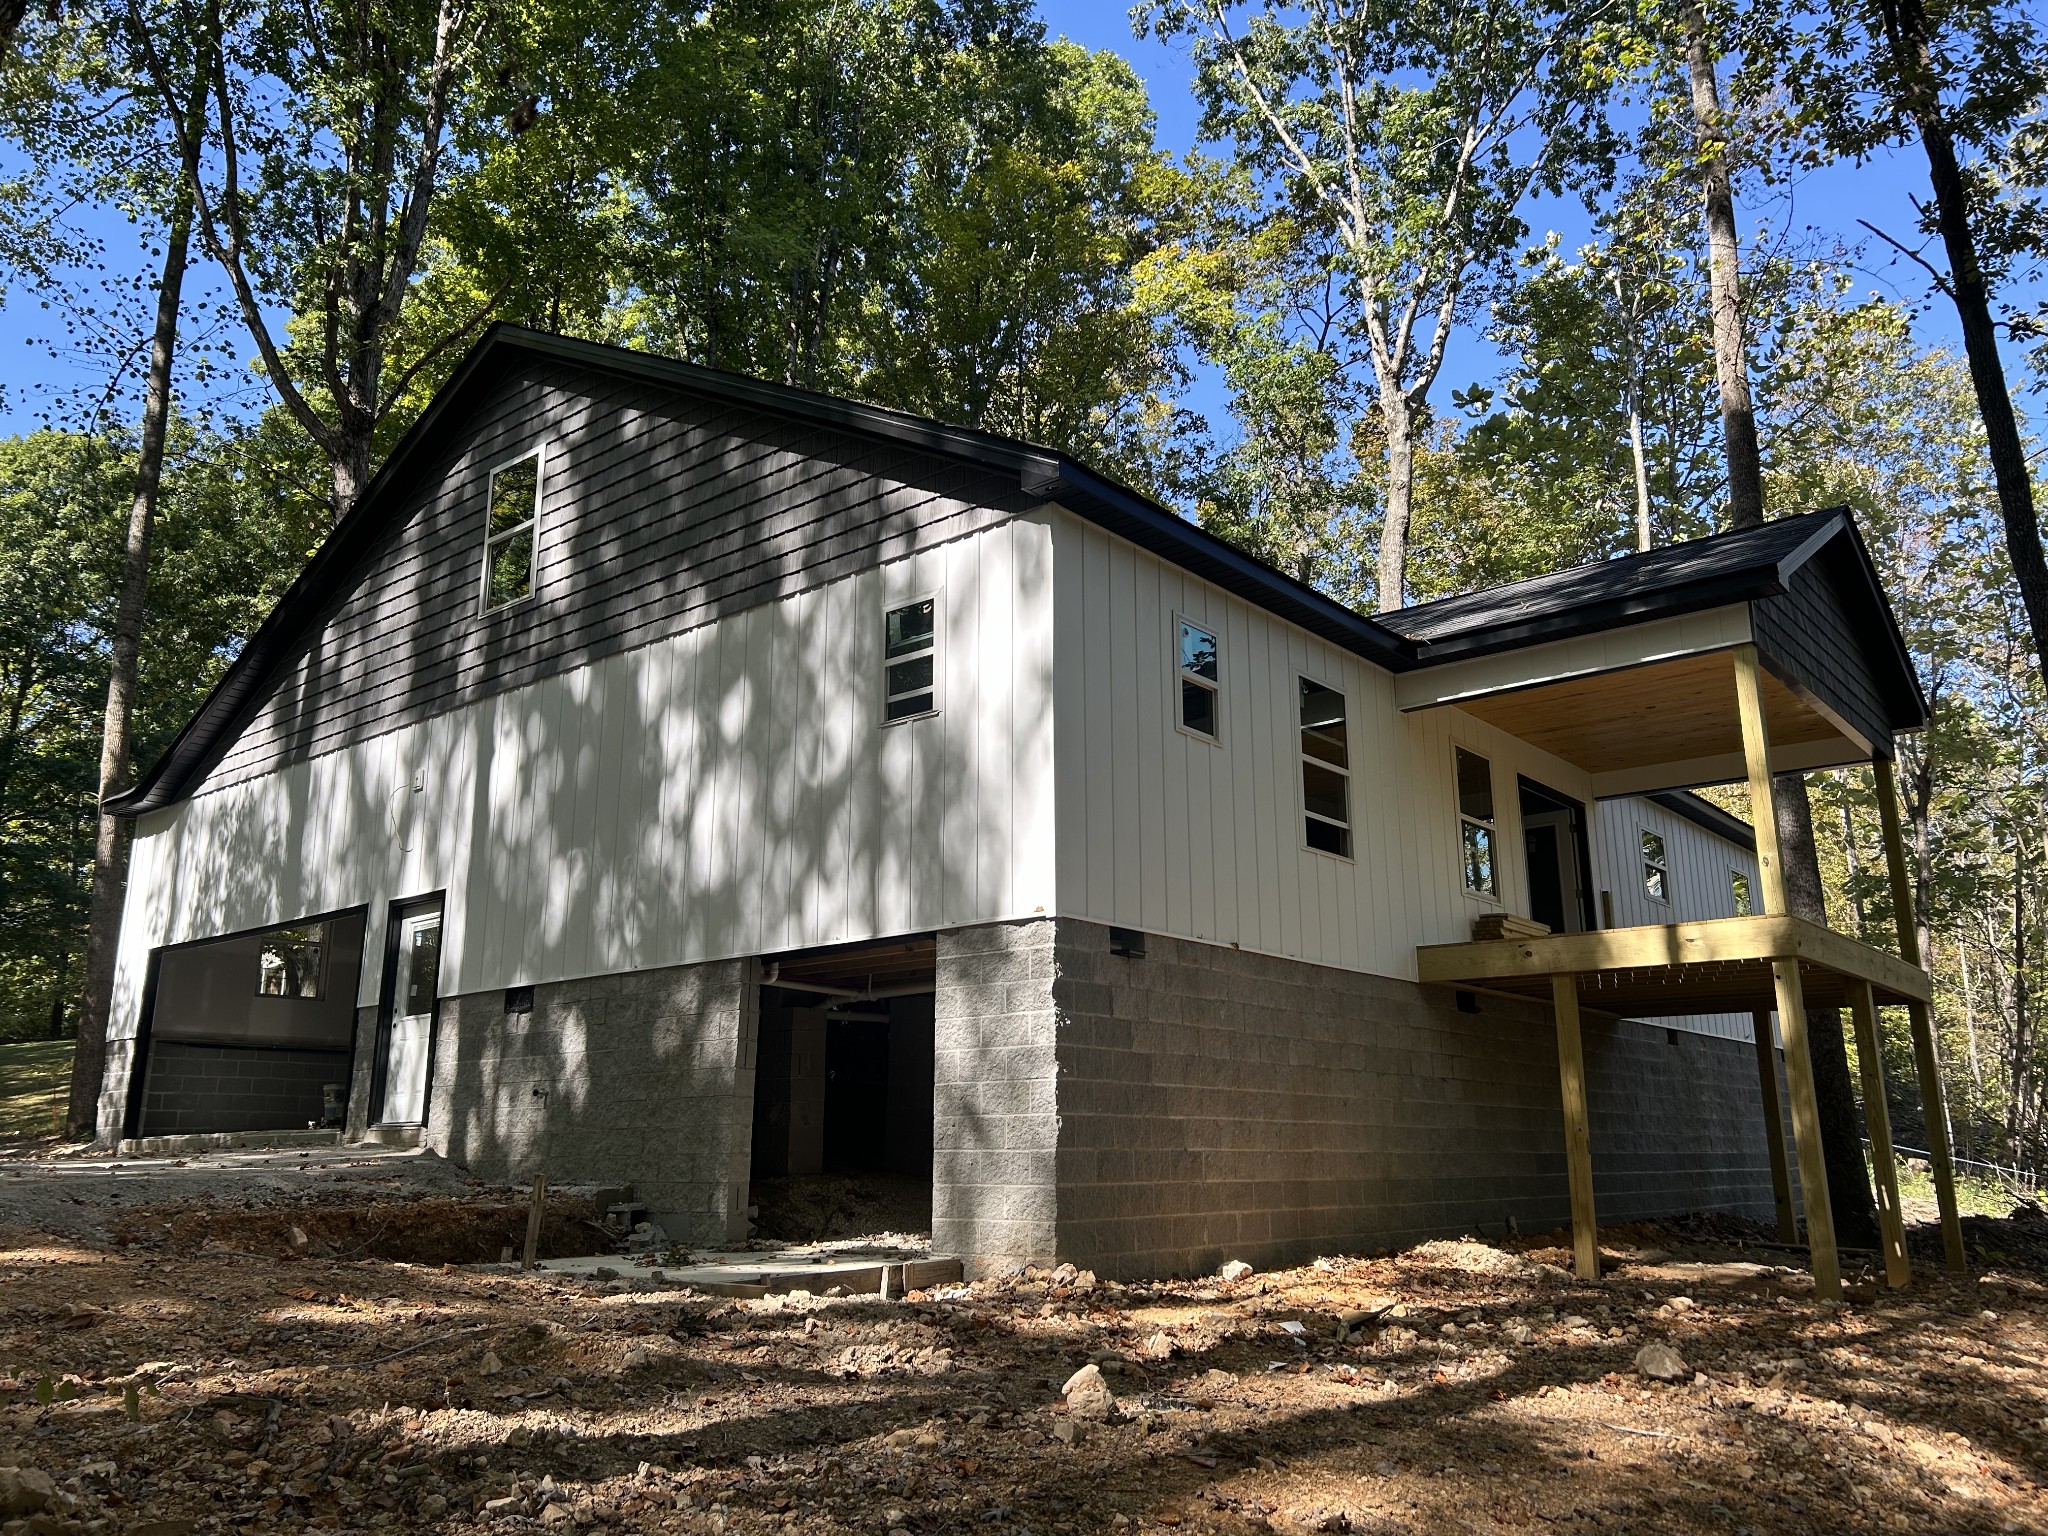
[1551, 972, 1600, 1281]
[1734, 644, 1841, 1302]
[1750, 1009, 1799, 1242]
[1874, 754, 1967, 1272]
[1850, 980, 1912, 1287]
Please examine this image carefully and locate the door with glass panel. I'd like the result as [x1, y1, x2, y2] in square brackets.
[376, 904, 441, 1125]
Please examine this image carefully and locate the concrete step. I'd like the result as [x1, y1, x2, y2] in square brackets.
[119, 1128, 343, 1156]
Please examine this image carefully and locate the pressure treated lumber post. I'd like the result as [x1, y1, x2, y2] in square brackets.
[522, 1173, 547, 1272]
[1733, 645, 1841, 1302]
[1750, 1009, 1799, 1243]
[1850, 981, 1912, 1288]
[1874, 754, 1967, 1273]
[1551, 972, 1600, 1281]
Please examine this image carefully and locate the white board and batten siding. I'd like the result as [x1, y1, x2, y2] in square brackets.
[111, 518, 1057, 1043]
[1589, 796, 1763, 1041]
[1048, 509, 1602, 980]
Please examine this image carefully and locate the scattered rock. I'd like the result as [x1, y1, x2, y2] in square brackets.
[1061, 1363, 1117, 1420]
[479, 1351, 503, 1376]
[1218, 1259, 1254, 1283]
[0, 1466, 57, 1517]
[1142, 1330, 1177, 1360]
[1052, 1418, 1085, 1446]
[1634, 1342, 1690, 1383]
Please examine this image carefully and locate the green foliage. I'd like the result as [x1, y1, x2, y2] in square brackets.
[0, 425, 323, 1039]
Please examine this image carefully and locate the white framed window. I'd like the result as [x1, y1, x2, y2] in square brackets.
[883, 596, 939, 721]
[480, 449, 543, 613]
[1641, 828, 1670, 904]
[258, 923, 326, 999]
[1299, 676, 1351, 858]
[1730, 868, 1753, 916]
[1456, 747, 1498, 896]
[1176, 616, 1219, 741]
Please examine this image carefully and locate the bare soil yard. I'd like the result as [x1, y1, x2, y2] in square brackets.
[1, 1154, 2045, 1536]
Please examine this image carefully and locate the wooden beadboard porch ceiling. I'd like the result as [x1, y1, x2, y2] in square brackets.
[1451, 650, 1844, 776]
[1416, 913, 1930, 1017]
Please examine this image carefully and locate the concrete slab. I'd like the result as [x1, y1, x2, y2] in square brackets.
[118, 1129, 343, 1156]
[519, 1245, 964, 1298]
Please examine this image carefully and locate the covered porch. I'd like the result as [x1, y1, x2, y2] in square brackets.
[1387, 513, 1965, 1301]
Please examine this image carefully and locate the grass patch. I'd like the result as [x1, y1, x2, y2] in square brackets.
[0, 1039, 73, 1143]
[1896, 1156, 2033, 1217]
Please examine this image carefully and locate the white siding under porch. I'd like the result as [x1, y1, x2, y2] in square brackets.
[1589, 795, 1764, 1041]
[105, 516, 1057, 1129]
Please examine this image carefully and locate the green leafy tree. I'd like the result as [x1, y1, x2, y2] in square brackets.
[1137, 0, 1629, 609]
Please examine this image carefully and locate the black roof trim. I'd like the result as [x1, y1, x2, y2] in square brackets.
[1646, 790, 1757, 854]
[111, 327, 1927, 817]
[110, 325, 1413, 815]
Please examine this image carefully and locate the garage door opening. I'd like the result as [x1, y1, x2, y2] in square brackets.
[128, 910, 367, 1138]
[749, 937, 934, 1242]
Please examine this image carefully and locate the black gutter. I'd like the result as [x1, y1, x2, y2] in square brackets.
[1647, 790, 1757, 853]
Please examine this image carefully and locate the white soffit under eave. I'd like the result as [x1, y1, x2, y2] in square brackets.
[1391, 605, 1755, 712]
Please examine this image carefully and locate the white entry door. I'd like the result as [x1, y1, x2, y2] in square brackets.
[379, 908, 441, 1124]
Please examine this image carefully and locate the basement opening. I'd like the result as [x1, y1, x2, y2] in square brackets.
[127, 909, 368, 1138]
[749, 936, 935, 1242]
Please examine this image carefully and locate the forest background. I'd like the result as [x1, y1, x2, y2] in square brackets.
[0, 0, 2044, 1190]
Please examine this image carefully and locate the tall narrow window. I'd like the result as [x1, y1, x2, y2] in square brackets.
[1457, 748, 1498, 895]
[482, 452, 541, 612]
[1178, 618, 1219, 740]
[1299, 677, 1351, 857]
[1730, 869, 1754, 916]
[884, 598, 937, 720]
[1642, 828, 1670, 904]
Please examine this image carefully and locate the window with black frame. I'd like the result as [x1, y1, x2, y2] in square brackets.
[1457, 748, 1498, 896]
[1299, 677, 1351, 857]
[884, 599, 937, 720]
[1178, 618, 1219, 739]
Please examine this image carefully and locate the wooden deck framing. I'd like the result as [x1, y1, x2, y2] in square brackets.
[1415, 643, 1965, 1303]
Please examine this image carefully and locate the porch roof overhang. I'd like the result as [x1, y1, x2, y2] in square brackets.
[1385, 512, 1928, 796]
[1417, 913, 1931, 1016]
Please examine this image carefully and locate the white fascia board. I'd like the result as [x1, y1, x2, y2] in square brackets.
[1393, 605, 1754, 712]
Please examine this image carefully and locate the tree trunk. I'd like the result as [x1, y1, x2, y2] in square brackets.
[1377, 395, 1416, 611]
[331, 428, 374, 525]
[1627, 394, 1652, 553]
[64, 81, 205, 1143]
[1840, 790, 1866, 940]
[1682, 9, 1764, 531]
[1775, 771, 1884, 1246]
[1872, 0, 2048, 682]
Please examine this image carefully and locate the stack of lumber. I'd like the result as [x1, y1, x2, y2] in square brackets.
[1470, 912, 1552, 942]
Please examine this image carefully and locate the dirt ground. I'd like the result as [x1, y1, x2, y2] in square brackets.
[3, 1159, 2046, 1536]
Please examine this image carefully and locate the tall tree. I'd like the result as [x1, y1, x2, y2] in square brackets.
[1680, 6, 1881, 1246]
[64, 11, 214, 1140]
[131, 0, 623, 521]
[1766, 0, 2048, 681]
[1139, 0, 1622, 609]
[1682, 5, 1763, 529]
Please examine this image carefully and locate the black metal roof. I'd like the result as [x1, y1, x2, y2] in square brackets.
[109, 326, 1929, 816]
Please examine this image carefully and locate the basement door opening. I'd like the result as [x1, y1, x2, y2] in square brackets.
[125, 909, 368, 1139]
[748, 936, 936, 1243]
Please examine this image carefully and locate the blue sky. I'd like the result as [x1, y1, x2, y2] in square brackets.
[0, 3, 2033, 439]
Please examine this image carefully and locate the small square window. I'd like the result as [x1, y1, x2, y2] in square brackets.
[884, 599, 937, 720]
[1731, 869, 1753, 917]
[1642, 829, 1669, 904]
[258, 924, 326, 999]
[1455, 748, 1497, 896]
[481, 452, 541, 612]
[1177, 619, 1219, 740]
[1300, 677, 1351, 857]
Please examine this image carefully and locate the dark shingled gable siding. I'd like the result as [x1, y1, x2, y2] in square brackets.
[199, 355, 1035, 794]
[1749, 548, 1891, 753]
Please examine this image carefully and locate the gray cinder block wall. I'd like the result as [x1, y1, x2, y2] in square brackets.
[137, 1042, 352, 1135]
[932, 922, 1060, 1274]
[425, 957, 759, 1244]
[938, 916, 1789, 1279]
